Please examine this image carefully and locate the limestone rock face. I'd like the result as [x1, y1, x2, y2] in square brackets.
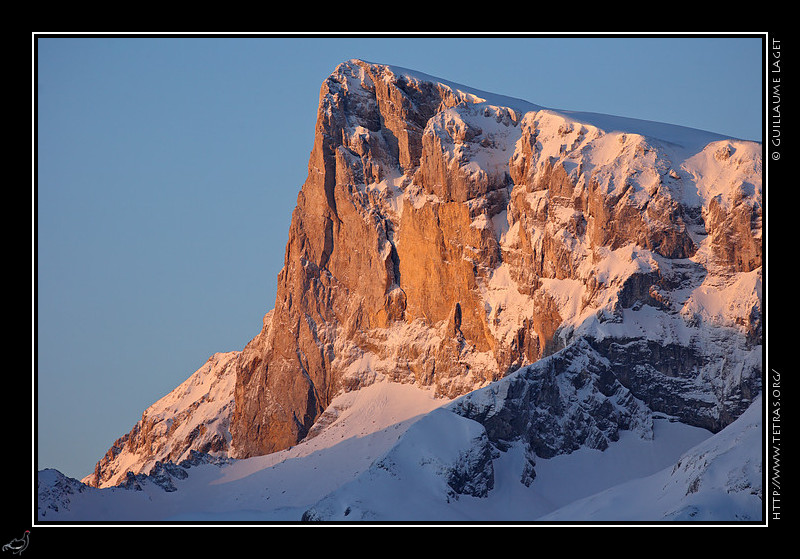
[226, 59, 762, 459]
[86, 59, 762, 480]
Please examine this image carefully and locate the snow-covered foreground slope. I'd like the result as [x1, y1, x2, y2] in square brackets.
[539, 394, 763, 521]
[38, 381, 445, 521]
[37, 378, 761, 523]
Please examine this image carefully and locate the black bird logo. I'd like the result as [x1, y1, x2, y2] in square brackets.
[2, 531, 29, 555]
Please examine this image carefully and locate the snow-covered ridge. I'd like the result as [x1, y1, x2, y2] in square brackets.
[82, 349, 240, 488]
[369, 59, 745, 148]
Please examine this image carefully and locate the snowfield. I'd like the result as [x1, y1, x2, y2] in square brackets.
[37, 379, 762, 523]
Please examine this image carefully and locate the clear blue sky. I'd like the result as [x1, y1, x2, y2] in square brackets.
[35, 34, 764, 480]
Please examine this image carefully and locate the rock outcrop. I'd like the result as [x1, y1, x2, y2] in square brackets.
[451, 338, 654, 460]
[83, 349, 240, 487]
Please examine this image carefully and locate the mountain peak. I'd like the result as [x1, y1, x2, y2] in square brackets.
[227, 57, 760, 458]
[71, 60, 762, 522]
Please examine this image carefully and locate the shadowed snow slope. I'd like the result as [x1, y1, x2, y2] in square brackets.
[538, 395, 762, 521]
[38, 379, 760, 523]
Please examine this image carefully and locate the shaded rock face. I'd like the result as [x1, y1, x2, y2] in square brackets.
[37, 469, 91, 518]
[115, 451, 231, 493]
[221, 59, 762, 459]
[451, 339, 653, 461]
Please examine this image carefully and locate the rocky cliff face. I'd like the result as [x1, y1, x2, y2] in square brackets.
[229, 59, 762, 459]
[86, 59, 762, 485]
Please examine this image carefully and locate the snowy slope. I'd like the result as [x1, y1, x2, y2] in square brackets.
[39, 381, 447, 521]
[538, 395, 763, 521]
[38, 375, 760, 523]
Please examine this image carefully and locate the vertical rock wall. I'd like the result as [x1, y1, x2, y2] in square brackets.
[226, 59, 762, 459]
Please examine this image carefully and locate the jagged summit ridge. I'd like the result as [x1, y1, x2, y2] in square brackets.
[82, 59, 761, 493]
[347, 59, 738, 148]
